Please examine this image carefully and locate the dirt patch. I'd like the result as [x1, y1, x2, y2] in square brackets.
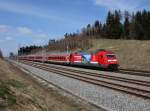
[0, 59, 102, 111]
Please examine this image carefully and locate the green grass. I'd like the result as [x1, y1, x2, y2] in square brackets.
[0, 82, 16, 107]
[0, 79, 26, 108]
[6, 79, 26, 89]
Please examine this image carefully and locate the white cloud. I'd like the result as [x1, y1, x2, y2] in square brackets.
[0, 24, 49, 41]
[93, 0, 144, 11]
[16, 27, 49, 39]
[17, 27, 33, 35]
[0, 25, 10, 33]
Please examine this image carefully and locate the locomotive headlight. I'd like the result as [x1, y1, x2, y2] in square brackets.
[108, 59, 117, 62]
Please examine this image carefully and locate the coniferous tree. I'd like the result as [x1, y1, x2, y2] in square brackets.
[94, 20, 100, 33]
[102, 23, 107, 37]
[106, 10, 123, 39]
[9, 52, 14, 59]
[141, 10, 150, 39]
[114, 10, 123, 39]
[106, 11, 115, 38]
[129, 13, 137, 39]
[124, 15, 130, 39]
[135, 11, 144, 39]
[0, 49, 3, 59]
[86, 24, 91, 36]
[94, 20, 102, 38]
[147, 11, 150, 39]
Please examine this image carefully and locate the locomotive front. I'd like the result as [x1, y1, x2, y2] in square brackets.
[90, 49, 119, 70]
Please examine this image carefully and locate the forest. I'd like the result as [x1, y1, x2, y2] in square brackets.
[64, 10, 150, 40]
[18, 10, 150, 55]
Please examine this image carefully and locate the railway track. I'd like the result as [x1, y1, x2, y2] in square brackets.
[18, 60, 150, 99]
[118, 68, 150, 77]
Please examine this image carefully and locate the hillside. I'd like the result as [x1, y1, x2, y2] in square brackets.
[90, 39, 150, 71]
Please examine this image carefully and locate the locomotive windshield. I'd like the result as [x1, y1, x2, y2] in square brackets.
[107, 54, 115, 58]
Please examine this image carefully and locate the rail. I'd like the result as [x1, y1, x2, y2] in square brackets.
[17, 60, 150, 99]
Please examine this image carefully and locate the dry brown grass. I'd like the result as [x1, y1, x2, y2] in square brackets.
[90, 39, 150, 71]
[0, 59, 100, 111]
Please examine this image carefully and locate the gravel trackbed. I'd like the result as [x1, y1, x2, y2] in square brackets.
[11, 60, 150, 111]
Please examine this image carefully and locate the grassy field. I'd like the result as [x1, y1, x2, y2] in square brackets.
[90, 39, 150, 71]
[0, 59, 100, 111]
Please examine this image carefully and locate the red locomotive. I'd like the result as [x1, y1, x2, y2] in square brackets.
[18, 49, 119, 70]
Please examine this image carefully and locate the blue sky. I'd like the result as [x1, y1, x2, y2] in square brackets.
[0, 0, 150, 56]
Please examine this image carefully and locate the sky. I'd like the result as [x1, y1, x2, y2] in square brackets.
[0, 0, 150, 56]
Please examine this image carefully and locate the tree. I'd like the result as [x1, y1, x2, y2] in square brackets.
[86, 24, 91, 36]
[9, 52, 14, 59]
[94, 20, 100, 34]
[106, 11, 114, 38]
[113, 10, 123, 39]
[101, 23, 107, 37]
[134, 11, 144, 39]
[94, 20, 102, 38]
[129, 13, 137, 39]
[49, 39, 55, 44]
[0, 49, 3, 59]
[106, 10, 123, 39]
[141, 10, 150, 39]
[124, 15, 130, 39]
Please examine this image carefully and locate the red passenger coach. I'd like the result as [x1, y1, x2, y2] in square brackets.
[18, 49, 119, 71]
[70, 53, 82, 64]
[34, 55, 43, 61]
[47, 54, 70, 63]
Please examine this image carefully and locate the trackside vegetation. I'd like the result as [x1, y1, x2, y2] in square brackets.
[0, 79, 26, 108]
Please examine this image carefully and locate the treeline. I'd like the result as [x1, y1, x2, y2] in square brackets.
[64, 10, 150, 40]
[47, 37, 91, 52]
[18, 45, 42, 55]
[18, 10, 150, 54]
[103, 10, 150, 39]
[47, 10, 150, 52]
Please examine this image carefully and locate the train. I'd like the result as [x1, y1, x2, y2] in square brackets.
[18, 49, 119, 71]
